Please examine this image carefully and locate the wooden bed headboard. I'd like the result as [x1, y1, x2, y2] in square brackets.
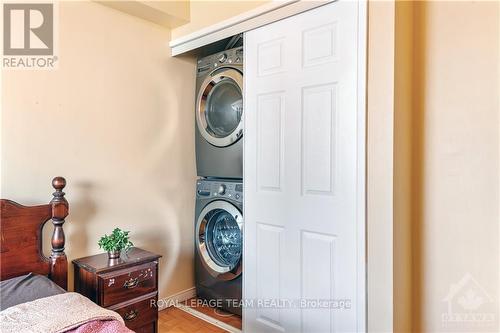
[0, 177, 69, 290]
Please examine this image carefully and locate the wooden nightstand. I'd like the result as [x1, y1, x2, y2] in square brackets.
[73, 247, 162, 333]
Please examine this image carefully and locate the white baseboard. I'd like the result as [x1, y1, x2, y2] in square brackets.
[157, 286, 196, 311]
[176, 303, 242, 333]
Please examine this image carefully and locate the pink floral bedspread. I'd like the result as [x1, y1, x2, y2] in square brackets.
[0, 293, 135, 333]
[64, 319, 133, 333]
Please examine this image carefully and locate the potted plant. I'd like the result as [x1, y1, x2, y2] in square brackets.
[98, 228, 134, 259]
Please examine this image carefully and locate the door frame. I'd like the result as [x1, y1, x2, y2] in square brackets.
[356, 1, 368, 331]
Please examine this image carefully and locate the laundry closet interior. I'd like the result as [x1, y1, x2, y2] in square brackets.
[179, 1, 367, 331]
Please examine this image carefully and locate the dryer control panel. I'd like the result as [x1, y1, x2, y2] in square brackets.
[196, 46, 243, 77]
[196, 179, 243, 203]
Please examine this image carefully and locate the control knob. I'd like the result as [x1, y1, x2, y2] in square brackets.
[218, 53, 227, 63]
[217, 184, 226, 195]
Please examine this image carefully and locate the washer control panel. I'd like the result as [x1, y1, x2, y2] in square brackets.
[197, 179, 243, 203]
[197, 46, 243, 77]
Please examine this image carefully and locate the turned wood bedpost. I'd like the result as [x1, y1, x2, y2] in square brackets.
[49, 176, 69, 290]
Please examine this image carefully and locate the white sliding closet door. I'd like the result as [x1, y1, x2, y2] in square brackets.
[243, 1, 366, 332]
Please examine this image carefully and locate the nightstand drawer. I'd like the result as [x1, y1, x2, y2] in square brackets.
[110, 293, 158, 331]
[99, 261, 157, 307]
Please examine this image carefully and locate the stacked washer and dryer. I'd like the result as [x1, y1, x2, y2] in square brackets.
[194, 46, 244, 316]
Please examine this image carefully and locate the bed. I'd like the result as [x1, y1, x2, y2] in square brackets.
[0, 177, 133, 333]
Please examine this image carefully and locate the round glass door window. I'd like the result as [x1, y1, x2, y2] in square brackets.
[197, 68, 243, 147]
[205, 208, 242, 270]
[205, 79, 243, 138]
[196, 200, 243, 280]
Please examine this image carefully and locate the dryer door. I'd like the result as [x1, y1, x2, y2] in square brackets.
[196, 200, 243, 280]
[196, 68, 243, 147]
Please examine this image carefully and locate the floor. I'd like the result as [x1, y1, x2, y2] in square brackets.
[158, 298, 242, 333]
[158, 306, 225, 333]
[182, 298, 242, 329]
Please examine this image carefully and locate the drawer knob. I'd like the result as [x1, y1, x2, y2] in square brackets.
[123, 277, 139, 289]
[123, 309, 138, 321]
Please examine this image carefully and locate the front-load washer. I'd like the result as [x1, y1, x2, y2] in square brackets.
[195, 47, 243, 179]
[195, 178, 243, 315]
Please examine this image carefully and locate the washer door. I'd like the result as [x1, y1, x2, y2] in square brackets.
[196, 68, 243, 147]
[196, 200, 243, 280]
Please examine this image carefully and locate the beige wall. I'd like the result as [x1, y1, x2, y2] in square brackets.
[412, 1, 499, 331]
[1, 1, 197, 300]
[96, 0, 190, 28]
[171, 0, 267, 40]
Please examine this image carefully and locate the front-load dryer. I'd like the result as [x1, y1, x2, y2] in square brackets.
[195, 47, 243, 179]
[195, 178, 243, 315]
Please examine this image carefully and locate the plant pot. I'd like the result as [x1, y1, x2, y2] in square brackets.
[108, 250, 120, 259]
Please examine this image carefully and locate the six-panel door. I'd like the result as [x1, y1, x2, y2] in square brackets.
[244, 1, 366, 332]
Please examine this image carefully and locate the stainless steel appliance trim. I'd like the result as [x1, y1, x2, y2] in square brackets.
[196, 200, 243, 280]
[196, 67, 243, 148]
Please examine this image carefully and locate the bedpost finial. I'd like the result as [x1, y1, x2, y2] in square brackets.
[49, 176, 68, 289]
[52, 177, 66, 191]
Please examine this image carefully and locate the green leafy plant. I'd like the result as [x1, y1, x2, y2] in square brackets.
[98, 228, 134, 252]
